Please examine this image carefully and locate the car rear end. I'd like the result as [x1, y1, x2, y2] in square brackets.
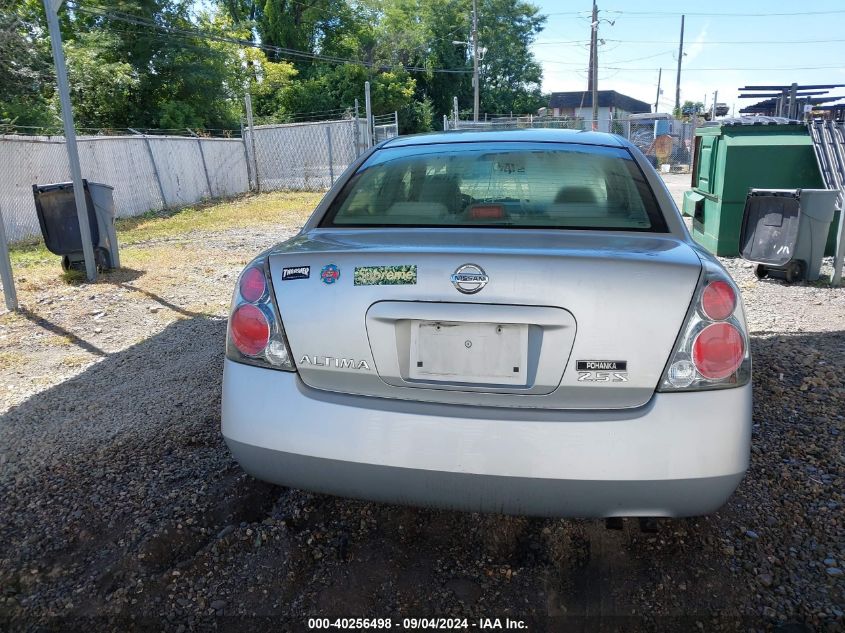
[221, 131, 751, 517]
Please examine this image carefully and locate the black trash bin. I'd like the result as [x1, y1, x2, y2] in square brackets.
[739, 188, 838, 282]
[33, 180, 118, 272]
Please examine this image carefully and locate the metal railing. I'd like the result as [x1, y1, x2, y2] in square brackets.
[372, 113, 399, 145]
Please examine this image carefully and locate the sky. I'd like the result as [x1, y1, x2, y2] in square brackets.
[528, 0, 845, 115]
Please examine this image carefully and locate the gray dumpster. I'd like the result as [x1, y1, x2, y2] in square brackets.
[740, 188, 838, 282]
[32, 180, 120, 272]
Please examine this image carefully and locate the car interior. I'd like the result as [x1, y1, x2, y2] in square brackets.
[328, 147, 656, 229]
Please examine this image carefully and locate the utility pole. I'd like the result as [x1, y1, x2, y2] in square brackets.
[674, 14, 685, 115]
[472, 0, 479, 122]
[788, 82, 798, 119]
[590, 0, 599, 128]
[44, 0, 97, 281]
[711, 90, 718, 120]
[654, 68, 662, 113]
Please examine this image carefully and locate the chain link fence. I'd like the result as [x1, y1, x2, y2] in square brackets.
[623, 116, 696, 172]
[244, 119, 359, 192]
[445, 114, 697, 172]
[243, 113, 398, 192]
[1, 109, 400, 243]
[0, 133, 248, 242]
[444, 115, 585, 131]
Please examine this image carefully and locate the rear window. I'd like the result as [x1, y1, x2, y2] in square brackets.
[322, 142, 667, 231]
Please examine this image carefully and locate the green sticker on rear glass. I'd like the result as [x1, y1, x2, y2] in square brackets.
[354, 265, 417, 286]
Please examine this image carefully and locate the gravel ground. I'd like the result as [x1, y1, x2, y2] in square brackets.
[0, 187, 843, 632]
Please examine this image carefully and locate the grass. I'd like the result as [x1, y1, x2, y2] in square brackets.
[60, 269, 87, 285]
[7, 190, 324, 269]
[59, 354, 93, 368]
[0, 351, 26, 370]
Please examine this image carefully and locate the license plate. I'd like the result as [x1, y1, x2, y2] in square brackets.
[408, 321, 528, 385]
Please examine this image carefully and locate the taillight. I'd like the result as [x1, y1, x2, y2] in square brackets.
[239, 267, 267, 303]
[230, 304, 270, 356]
[692, 322, 745, 379]
[659, 262, 750, 391]
[700, 280, 736, 320]
[226, 261, 295, 371]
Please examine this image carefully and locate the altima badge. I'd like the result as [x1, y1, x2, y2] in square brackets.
[451, 263, 488, 294]
[299, 355, 371, 370]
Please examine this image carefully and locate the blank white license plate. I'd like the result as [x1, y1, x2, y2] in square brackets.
[409, 321, 528, 385]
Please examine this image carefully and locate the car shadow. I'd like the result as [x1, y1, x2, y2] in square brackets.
[0, 324, 840, 631]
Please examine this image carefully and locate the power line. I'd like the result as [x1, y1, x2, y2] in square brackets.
[549, 64, 845, 72]
[538, 50, 676, 66]
[69, 2, 473, 74]
[534, 38, 845, 45]
[546, 8, 845, 17]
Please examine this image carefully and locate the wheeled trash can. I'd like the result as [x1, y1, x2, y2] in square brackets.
[33, 180, 120, 272]
[739, 188, 838, 282]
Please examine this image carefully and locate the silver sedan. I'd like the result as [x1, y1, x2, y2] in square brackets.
[221, 129, 752, 517]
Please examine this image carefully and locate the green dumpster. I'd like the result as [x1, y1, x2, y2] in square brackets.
[682, 122, 839, 257]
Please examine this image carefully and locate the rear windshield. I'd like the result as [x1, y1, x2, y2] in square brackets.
[322, 142, 667, 231]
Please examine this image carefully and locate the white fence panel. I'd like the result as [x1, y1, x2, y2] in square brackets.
[148, 138, 212, 208]
[201, 138, 248, 198]
[0, 137, 73, 241]
[0, 134, 250, 242]
[78, 137, 165, 217]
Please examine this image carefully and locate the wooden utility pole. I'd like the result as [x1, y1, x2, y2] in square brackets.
[654, 68, 662, 113]
[674, 14, 685, 114]
[590, 0, 599, 128]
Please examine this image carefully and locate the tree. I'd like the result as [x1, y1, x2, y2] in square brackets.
[61, 0, 246, 130]
[476, 0, 545, 115]
[63, 32, 139, 129]
[679, 100, 705, 119]
[1, 0, 549, 134]
[0, 0, 54, 127]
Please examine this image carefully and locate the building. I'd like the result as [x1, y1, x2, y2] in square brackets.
[548, 90, 651, 132]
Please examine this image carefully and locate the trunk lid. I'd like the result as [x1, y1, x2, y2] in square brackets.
[268, 228, 701, 409]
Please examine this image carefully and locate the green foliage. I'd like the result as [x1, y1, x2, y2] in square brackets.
[63, 32, 139, 128]
[0, 0, 55, 127]
[678, 100, 708, 121]
[0, 0, 548, 135]
[476, 0, 546, 115]
[399, 97, 434, 134]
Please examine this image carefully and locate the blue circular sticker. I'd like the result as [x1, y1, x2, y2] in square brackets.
[320, 264, 340, 285]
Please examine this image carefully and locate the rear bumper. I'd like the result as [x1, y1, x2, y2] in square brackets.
[222, 359, 751, 517]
